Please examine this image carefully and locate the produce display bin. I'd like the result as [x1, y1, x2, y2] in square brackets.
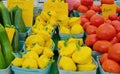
[0, 65, 12, 74]
[19, 27, 31, 41]
[116, 1, 120, 6]
[58, 57, 98, 74]
[11, 64, 51, 74]
[59, 33, 84, 40]
[97, 56, 120, 74]
[92, 51, 102, 61]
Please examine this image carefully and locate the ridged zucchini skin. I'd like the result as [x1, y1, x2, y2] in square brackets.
[15, 7, 26, 33]
[0, 24, 14, 66]
[12, 29, 20, 52]
[0, 44, 6, 69]
[9, 6, 18, 26]
[0, 2, 11, 26]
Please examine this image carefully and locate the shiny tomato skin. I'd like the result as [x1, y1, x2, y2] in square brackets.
[85, 34, 98, 47]
[90, 14, 104, 27]
[102, 59, 120, 73]
[100, 53, 109, 64]
[96, 23, 116, 40]
[86, 25, 97, 35]
[85, 10, 96, 20]
[93, 40, 112, 53]
[108, 43, 120, 62]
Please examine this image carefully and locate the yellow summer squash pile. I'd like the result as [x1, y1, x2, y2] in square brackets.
[58, 38, 96, 72]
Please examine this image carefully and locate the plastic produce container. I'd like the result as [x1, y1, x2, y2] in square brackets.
[19, 27, 31, 41]
[11, 64, 51, 74]
[58, 57, 98, 74]
[92, 51, 102, 61]
[116, 1, 120, 6]
[97, 56, 120, 74]
[0, 65, 12, 74]
[59, 33, 84, 40]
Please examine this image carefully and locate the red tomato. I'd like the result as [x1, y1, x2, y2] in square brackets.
[90, 14, 104, 27]
[108, 43, 120, 62]
[81, 0, 93, 6]
[86, 25, 97, 35]
[104, 19, 112, 24]
[110, 37, 119, 44]
[100, 53, 109, 64]
[85, 10, 96, 20]
[81, 17, 89, 26]
[77, 5, 88, 13]
[117, 6, 120, 13]
[90, 4, 101, 12]
[116, 32, 120, 41]
[112, 20, 120, 33]
[83, 22, 90, 30]
[73, 2, 81, 10]
[102, 59, 120, 73]
[101, 0, 114, 4]
[109, 14, 117, 21]
[85, 34, 98, 47]
[93, 40, 112, 53]
[117, 16, 120, 21]
[96, 23, 116, 40]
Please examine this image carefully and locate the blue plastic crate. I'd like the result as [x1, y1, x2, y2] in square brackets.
[11, 64, 51, 74]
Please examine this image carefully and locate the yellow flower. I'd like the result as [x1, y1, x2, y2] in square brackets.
[59, 56, 76, 71]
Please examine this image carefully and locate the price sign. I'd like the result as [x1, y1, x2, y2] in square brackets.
[44, 1, 68, 18]
[7, 0, 34, 26]
[102, 4, 116, 18]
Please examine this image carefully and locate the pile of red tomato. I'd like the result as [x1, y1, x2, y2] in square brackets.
[73, 0, 120, 73]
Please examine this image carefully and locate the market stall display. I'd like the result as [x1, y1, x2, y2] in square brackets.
[1, 0, 120, 74]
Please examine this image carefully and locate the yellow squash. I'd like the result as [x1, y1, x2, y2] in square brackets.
[5, 27, 15, 44]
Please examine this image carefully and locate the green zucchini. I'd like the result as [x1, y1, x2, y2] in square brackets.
[0, 2, 11, 26]
[0, 44, 6, 69]
[0, 24, 14, 66]
[9, 6, 18, 25]
[15, 7, 26, 33]
[12, 29, 20, 52]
